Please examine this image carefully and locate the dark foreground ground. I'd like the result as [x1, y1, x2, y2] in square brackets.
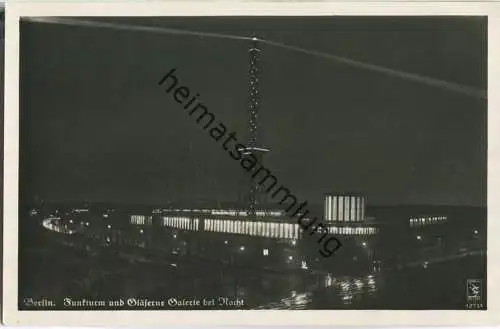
[19, 235, 486, 310]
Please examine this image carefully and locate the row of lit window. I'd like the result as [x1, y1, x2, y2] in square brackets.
[409, 216, 447, 226]
[204, 219, 300, 239]
[152, 208, 284, 217]
[162, 216, 199, 231]
[328, 226, 377, 235]
[130, 215, 153, 225]
[325, 196, 365, 222]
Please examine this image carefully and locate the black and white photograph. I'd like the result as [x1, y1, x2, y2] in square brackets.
[3, 1, 499, 326]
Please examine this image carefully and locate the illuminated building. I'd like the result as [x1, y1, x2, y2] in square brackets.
[324, 193, 366, 222]
[409, 215, 447, 227]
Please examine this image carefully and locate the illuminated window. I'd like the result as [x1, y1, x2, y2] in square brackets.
[338, 196, 344, 221]
[356, 198, 362, 222]
[350, 196, 356, 222]
[325, 196, 330, 221]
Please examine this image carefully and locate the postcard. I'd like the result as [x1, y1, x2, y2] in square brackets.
[2, 1, 500, 326]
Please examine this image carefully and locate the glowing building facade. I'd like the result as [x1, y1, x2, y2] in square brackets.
[324, 193, 366, 222]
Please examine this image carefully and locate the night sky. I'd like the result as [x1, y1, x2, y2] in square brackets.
[19, 16, 487, 206]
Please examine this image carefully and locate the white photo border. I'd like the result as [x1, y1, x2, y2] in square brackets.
[3, 1, 500, 326]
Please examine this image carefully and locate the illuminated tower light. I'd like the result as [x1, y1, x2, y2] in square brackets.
[243, 36, 270, 217]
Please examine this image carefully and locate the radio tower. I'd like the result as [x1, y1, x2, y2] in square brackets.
[241, 37, 270, 217]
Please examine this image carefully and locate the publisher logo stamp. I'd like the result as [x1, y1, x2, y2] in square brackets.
[466, 279, 483, 309]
